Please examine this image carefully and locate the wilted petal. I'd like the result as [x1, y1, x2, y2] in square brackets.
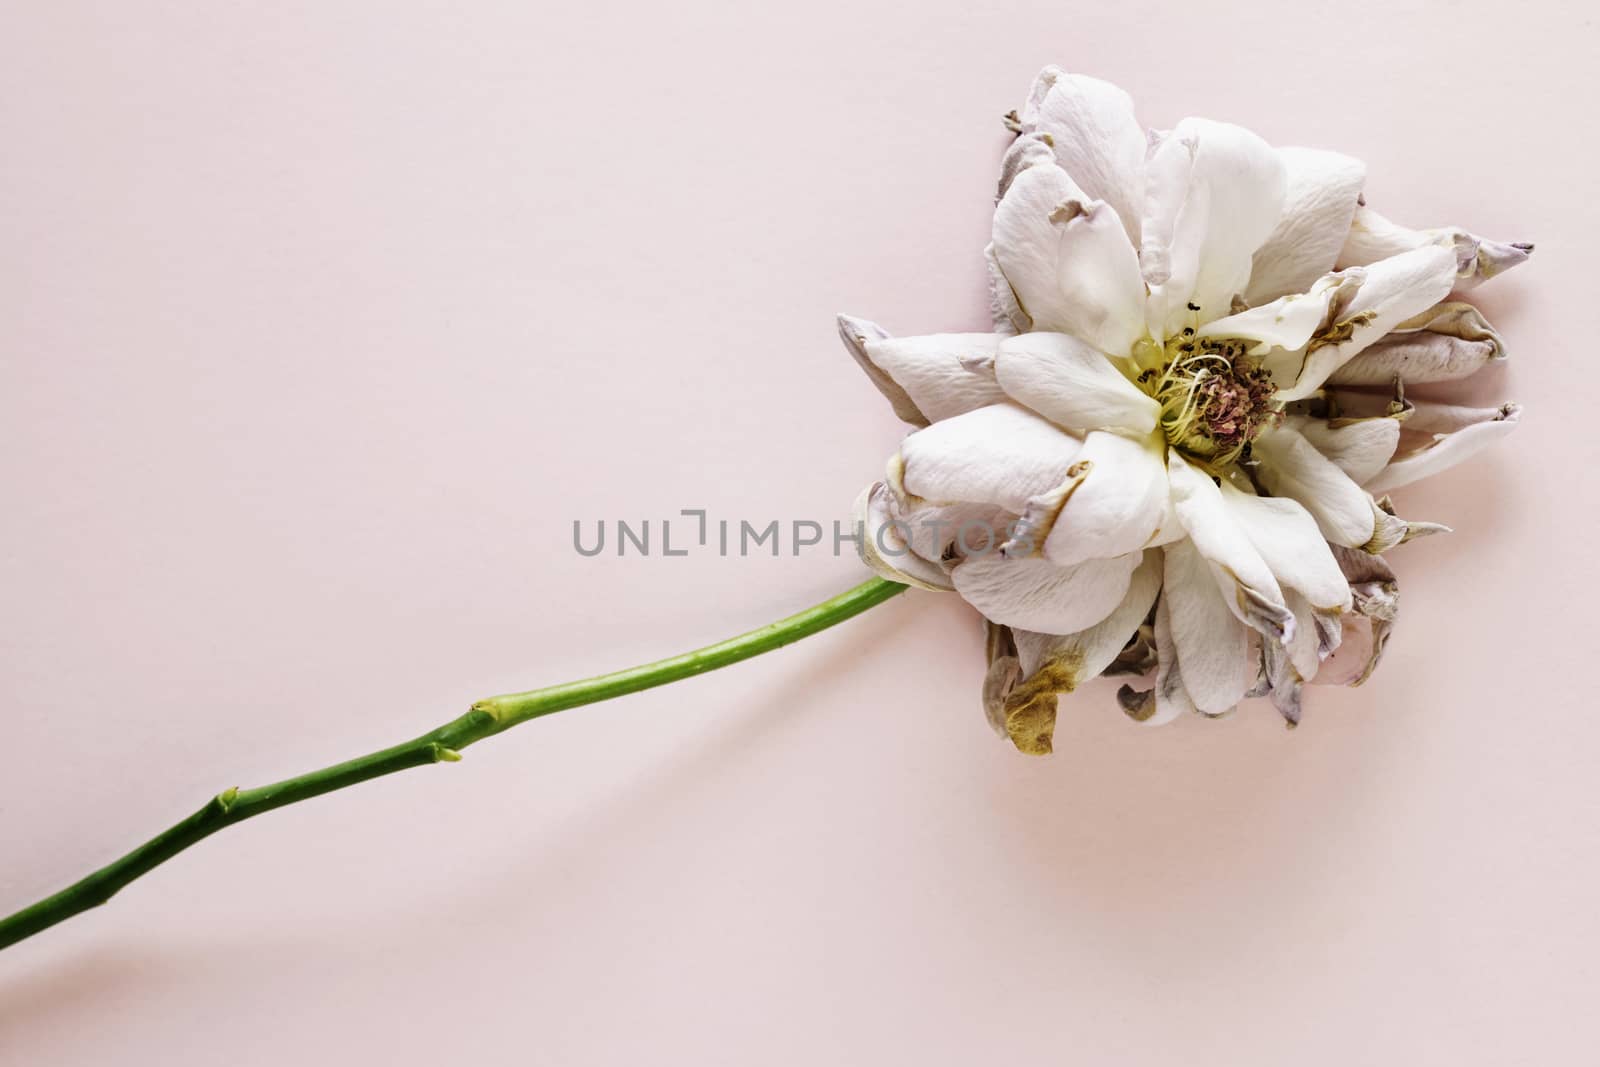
[952, 551, 1141, 635]
[1402, 302, 1506, 348]
[853, 482, 952, 591]
[1117, 592, 1200, 726]
[1000, 462, 1092, 561]
[1301, 593, 1343, 675]
[837, 315, 923, 425]
[1260, 625, 1302, 724]
[1162, 539, 1254, 714]
[1364, 495, 1450, 554]
[993, 165, 1148, 356]
[1321, 545, 1400, 686]
[1016, 67, 1147, 247]
[996, 132, 1057, 200]
[1286, 411, 1402, 485]
[1106, 619, 1158, 677]
[1141, 118, 1287, 339]
[836, 321, 1009, 424]
[1251, 422, 1376, 548]
[1166, 453, 1294, 643]
[981, 621, 1023, 739]
[1329, 301, 1506, 386]
[1404, 398, 1518, 435]
[985, 242, 1031, 336]
[1261, 590, 1339, 726]
[1314, 614, 1376, 687]
[1246, 147, 1367, 305]
[1220, 480, 1353, 613]
[1263, 246, 1458, 401]
[1337, 204, 1533, 289]
[891, 497, 1013, 568]
[995, 550, 1165, 753]
[994, 681, 1058, 755]
[1038, 429, 1171, 567]
[994, 332, 1160, 435]
[894, 402, 1081, 512]
[1364, 403, 1522, 493]
[1319, 385, 1411, 421]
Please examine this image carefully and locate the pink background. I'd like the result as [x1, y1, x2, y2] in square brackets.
[1, 2, 1594, 1063]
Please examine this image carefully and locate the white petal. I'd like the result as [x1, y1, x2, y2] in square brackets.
[1017, 67, 1147, 247]
[1040, 429, 1170, 567]
[1117, 591, 1199, 726]
[841, 323, 1009, 423]
[953, 552, 1142, 635]
[1197, 271, 1353, 353]
[1220, 480, 1352, 613]
[894, 403, 1082, 512]
[1328, 301, 1506, 386]
[1246, 147, 1367, 305]
[993, 165, 1148, 356]
[1144, 491, 1185, 550]
[1337, 204, 1533, 289]
[1364, 403, 1521, 493]
[1264, 246, 1459, 401]
[1162, 539, 1253, 714]
[854, 482, 952, 591]
[1166, 453, 1294, 642]
[994, 332, 1160, 435]
[1141, 118, 1287, 338]
[1013, 548, 1164, 679]
[1250, 422, 1376, 547]
[1287, 412, 1401, 485]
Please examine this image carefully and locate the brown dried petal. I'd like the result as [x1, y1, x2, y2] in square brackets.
[1327, 543, 1400, 686]
[981, 620, 1023, 739]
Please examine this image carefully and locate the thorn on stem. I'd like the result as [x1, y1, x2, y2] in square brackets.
[469, 699, 504, 723]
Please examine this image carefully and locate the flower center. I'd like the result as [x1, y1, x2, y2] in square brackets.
[1135, 331, 1277, 467]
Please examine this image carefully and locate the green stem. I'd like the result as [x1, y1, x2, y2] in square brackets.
[0, 576, 906, 952]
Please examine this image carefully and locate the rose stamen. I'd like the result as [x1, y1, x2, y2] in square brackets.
[1146, 335, 1277, 468]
